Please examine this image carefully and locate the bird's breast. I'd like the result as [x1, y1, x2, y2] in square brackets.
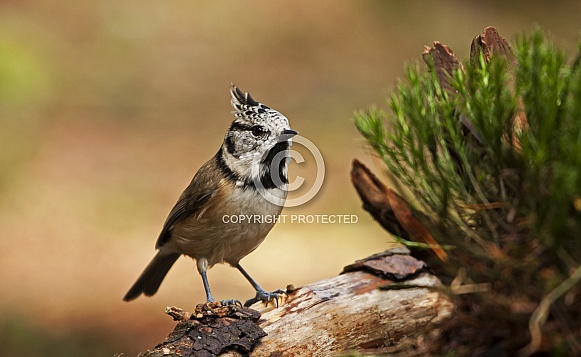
[171, 183, 285, 266]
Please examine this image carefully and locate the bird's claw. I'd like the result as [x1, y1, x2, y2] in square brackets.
[219, 299, 243, 307]
[244, 289, 286, 307]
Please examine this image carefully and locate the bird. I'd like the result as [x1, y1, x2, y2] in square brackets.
[123, 84, 297, 307]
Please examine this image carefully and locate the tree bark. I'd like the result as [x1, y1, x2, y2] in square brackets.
[137, 248, 453, 356]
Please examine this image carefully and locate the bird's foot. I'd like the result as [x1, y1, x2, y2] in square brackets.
[202, 299, 242, 308]
[219, 299, 243, 307]
[244, 289, 286, 307]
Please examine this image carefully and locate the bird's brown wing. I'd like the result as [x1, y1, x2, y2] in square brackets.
[155, 155, 222, 249]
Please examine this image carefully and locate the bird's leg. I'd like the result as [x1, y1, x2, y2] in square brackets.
[198, 259, 241, 306]
[235, 263, 285, 307]
[199, 270, 214, 302]
[197, 258, 215, 302]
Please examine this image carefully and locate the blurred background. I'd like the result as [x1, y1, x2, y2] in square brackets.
[1, 0, 580, 355]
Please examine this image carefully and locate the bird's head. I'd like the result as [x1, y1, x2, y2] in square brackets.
[221, 84, 297, 190]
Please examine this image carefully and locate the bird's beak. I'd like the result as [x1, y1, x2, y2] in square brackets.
[279, 129, 298, 141]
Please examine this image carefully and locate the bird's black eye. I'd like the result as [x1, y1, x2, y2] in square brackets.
[251, 125, 267, 137]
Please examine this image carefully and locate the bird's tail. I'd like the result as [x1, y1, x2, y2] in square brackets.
[123, 252, 180, 301]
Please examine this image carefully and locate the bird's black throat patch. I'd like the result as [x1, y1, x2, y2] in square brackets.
[257, 141, 290, 190]
[217, 141, 290, 192]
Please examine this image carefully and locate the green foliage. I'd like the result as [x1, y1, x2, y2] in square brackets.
[356, 29, 581, 255]
[355, 29, 581, 354]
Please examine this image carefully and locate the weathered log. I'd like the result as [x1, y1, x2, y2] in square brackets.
[351, 159, 449, 270]
[137, 248, 454, 356]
